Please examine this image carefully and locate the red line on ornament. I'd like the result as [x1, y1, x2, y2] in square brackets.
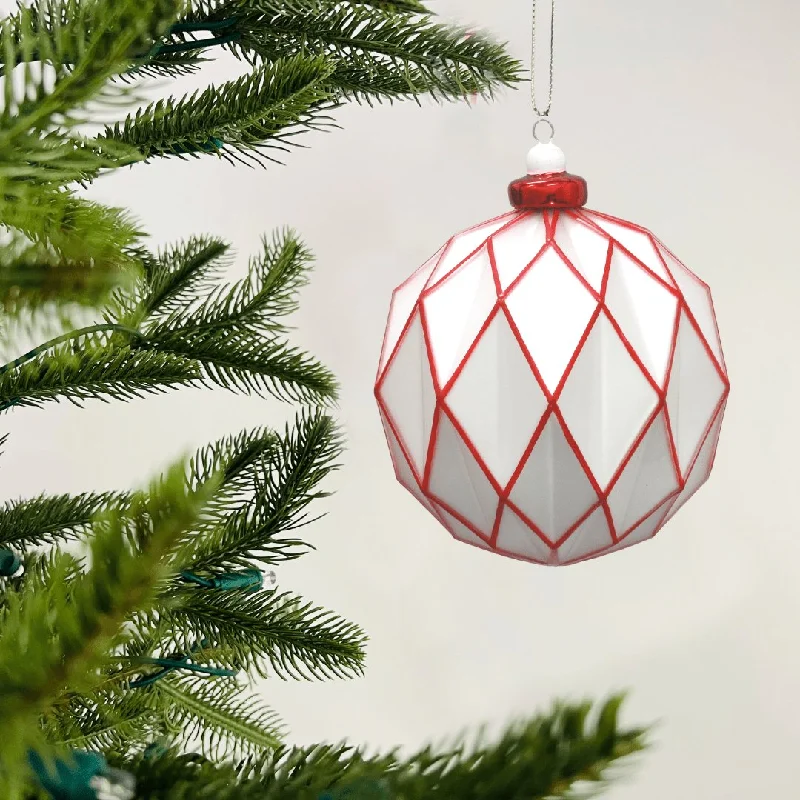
[578, 210, 679, 295]
[679, 299, 731, 386]
[618, 487, 682, 541]
[549, 304, 603, 404]
[499, 494, 564, 549]
[496, 235, 552, 301]
[439, 302, 502, 398]
[497, 301, 555, 405]
[375, 392, 424, 488]
[438, 402, 506, 497]
[602, 402, 667, 503]
[600, 301, 667, 399]
[680, 392, 729, 485]
[486, 236, 503, 297]
[501, 405, 554, 503]
[706, 399, 728, 475]
[549, 238, 603, 303]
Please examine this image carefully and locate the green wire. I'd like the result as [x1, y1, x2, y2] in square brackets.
[150, 30, 240, 57]
[180, 568, 264, 592]
[169, 137, 224, 156]
[130, 638, 237, 689]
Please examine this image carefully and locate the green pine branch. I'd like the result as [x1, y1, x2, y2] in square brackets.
[103, 53, 338, 163]
[148, 229, 314, 337]
[213, 1, 522, 103]
[179, 409, 342, 573]
[133, 236, 233, 321]
[124, 50, 209, 81]
[149, 328, 337, 405]
[109, 232, 337, 405]
[115, 695, 649, 800]
[0, 0, 181, 136]
[134, 230, 337, 404]
[0, 191, 145, 292]
[92, 0, 520, 163]
[0, 491, 129, 547]
[185, 425, 313, 557]
[154, 675, 285, 759]
[15, 411, 348, 761]
[124, 0, 438, 86]
[159, 587, 367, 680]
[0, 339, 199, 412]
[152, 1, 520, 105]
[0, 131, 141, 190]
[4, 547, 86, 600]
[43, 691, 159, 753]
[349, 0, 432, 13]
[188, 426, 282, 496]
[0, 233, 336, 412]
[0, 0, 180, 314]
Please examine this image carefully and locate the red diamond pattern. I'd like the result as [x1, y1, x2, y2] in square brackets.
[376, 209, 730, 566]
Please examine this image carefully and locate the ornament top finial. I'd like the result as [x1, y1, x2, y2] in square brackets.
[509, 138, 587, 211]
[526, 141, 566, 175]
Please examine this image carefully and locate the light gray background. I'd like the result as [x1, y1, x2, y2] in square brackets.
[3, 0, 799, 796]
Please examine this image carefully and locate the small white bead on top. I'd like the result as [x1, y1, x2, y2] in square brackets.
[526, 142, 566, 175]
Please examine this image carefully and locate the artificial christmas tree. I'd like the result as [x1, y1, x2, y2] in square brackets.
[0, 1, 649, 798]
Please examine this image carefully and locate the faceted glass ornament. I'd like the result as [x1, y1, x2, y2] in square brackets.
[374, 203, 730, 566]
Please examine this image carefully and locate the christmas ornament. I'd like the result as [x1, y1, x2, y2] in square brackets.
[374, 1, 729, 566]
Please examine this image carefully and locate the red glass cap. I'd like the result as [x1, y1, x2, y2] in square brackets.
[508, 171, 588, 211]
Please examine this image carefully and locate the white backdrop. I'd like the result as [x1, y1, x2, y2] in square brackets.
[3, 0, 800, 797]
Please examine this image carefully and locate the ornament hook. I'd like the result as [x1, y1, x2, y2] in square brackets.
[533, 117, 555, 144]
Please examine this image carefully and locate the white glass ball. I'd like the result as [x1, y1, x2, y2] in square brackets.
[375, 206, 729, 565]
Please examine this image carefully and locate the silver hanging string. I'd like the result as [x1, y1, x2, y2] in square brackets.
[530, 0, 555, 139]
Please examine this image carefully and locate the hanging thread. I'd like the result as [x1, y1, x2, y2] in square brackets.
[530, 0, 556, 142]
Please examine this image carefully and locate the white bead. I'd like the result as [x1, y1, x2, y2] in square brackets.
[526, 142, 567, 175]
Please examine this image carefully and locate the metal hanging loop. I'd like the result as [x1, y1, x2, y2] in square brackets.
[532, 117, 555, 143]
